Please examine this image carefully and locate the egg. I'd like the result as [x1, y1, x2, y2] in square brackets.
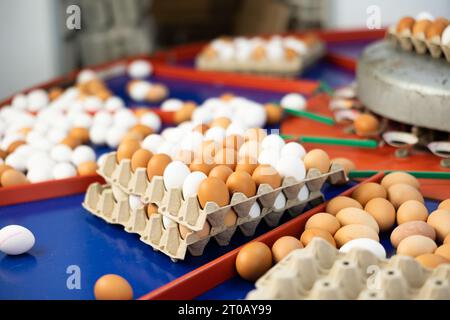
[272, 236, 303, 263]
[388, 183, 424, 209]
[303, 149, 330, 174]
[305, 213, 341, 235]
[257, 149, 279, 169]
[163, 161, 190, 190]
[415, 254, 449, 269]
[396, 200, 428, 224]
[236, 242, 272, 281]
[197, 177, 230, 208]
[209, 165, 233, 183]
[174, 103, 196, 124]
[243, 128, 266, 142]
[210, 117, 231, 129]
[129, 195, 144, 211]
[235, 156, 258, 176]
[182, 171, 207, 199]
[224, 209, 238, 227]
[128, 60, 152, 79]
[396, 16, 415, 34]
[140, 112, 162, 132]
[336, 207, 380, 233]
[439, 199, 450, 211]
[71, 145, 96, 166]
[334, 224, 379, 248]
[261, 134, 285, 151]
[280, 93, 306, 111]
[276, 157, 306, 182]
[161, 99, 184, 112]
[412, 19, 432, 39]
[104, 96, 125, 112]
[77, 161, 98, 176]
[128, 80, 151, 101]
[50, 144, 73, 163]
[214, 147, 237, 170]
[131, 149, 153, 172]
[352, 183, 387, 206]
[354, 114, 379, 137]
[226, 171, 256, 198]
[7, 140, 26, 153]
[146, 154, 172, 181]
[264, 103, 283, 124]
[280, 142, 306, 159]
[442, 25, 450, 45]
[427, 209, 450, 242]
[141, 134, 164, 154]
[146, 203, 158, 219]
[252, 164, 282, 189]
[397, 235, 437, 257]
[1, 169, 29, 187]
[330, 157, 356, 176]
[94, 274, 133, 300]
[248, 202, 261, 218]
[426, 18, 449, 41]
[380, 171, 420, 190]
[223, 135, 244, 151]
[364, 198, 396, 232]
[147, 84, 168, 102]
[238, 141, 261, 160]
[435, 244, 450, 261]
[326, 196, 363, 216]
[130, 124, 153, 138]
[193, 124, 209, 135]
[273, 193, 287, 211]
[0, 225, 35, 255]
[53, 162, 77, 179]
[390, 221, 436, 248]
[339, 238, 386, 259]
[300, 228, 336, 247]
[69, 127, 90, 144]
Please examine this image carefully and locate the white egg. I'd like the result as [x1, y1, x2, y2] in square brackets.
[128, 60, 152, 79]
[71, 145, 96, 166]
[162, 215, 177, 229]
[204, 127, 226, 143]
[442, 25, 450, 46]
[284, 37, 307, 55]
[52, 162, 77, 179]
[72, 112, 93, 128]
[157, 142, 177, 158]
[161, 127, 184, 143]
[89, 125, 108, 145]
[192, 107, 213, 125]
[276, 156, 306, 182]
[46, 128, 67, 144]
[261, 134, 285, 151]
[1, 133, 25, 150]
[33, 138, 54, 151]
[0, 225, 35, 255]
[93, 111, 113, 127]
[339, 238, 386, 259]
[26, 152, 55, 171]
[129, 81, 151, 101]
[33, 121, 49, 134]
[104, 96, 125, 112]
[11, 94, 28, 110]
[163, 161, 191, 190]
[77, 69, 97, 84]
[142, 134, 164, 153]
[113, 109, 137, 129]
[297, 185, 309, 201]
[27, 89, 49, 112]
[50, 144, 73, 162]
[5, 153, 27, 172]
[273, 193, 287, 211]
[180, 131, 204, 152]
[97, 153, 108, 167]
[161, 99, 184, 112]
[266, 43, 284, 61]
[281, 142, 306, 159]
[106, 126, 127, 148]
[415, 11, 434, 21]
[128, 194, 145, 211]
[12, 144, 35, 158]
[280, 93, 306, 111]
[238, 141, 261, 159]
[226, 122, 246, 136]
[140, 112, 162, 132]
[83, 96, 103, 113]
[258, 149, 280, 168]
[111, 185, 127, 201]
[182, 171, 207, 199]
[248, 202, 261, 218]
[27, 166, 53, 183]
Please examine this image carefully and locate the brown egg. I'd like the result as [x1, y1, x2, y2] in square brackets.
[174, 149, 195, 165]
[397, 235, 437, 257]
[214, 148, 237, 170]
[226, 171, 256, 198]
[334, 224, 379, 248]
[445, 234, 450, 245]
[131, 149, 153, 171]
[252, 165, 282, 189]
[147, 84, 168, 102]
[396, 200, 428, 224]
[198, 177, 230, 208]
[244, 128, 266, 142]
[0, 169, 29, 187]
[265, 103, 283, 124]
[7, 140, 26, 153]
[121, 131, 144, 143]
[220, 93, 234, 101]
[190, 158, 215, 175]
[326, 196, 363, 216]
[223, 135, 244, 151]
[0, 149, 8, 160]
[352, 183, 386, 206]
[117, 140, 141, 163]
[388, 183, 424, 209]
[179, 224, 193, 239]
[412, 19, 432, 38]
[198, 140, 219, 162]
[305, 213, 341, 235]
[285, 48, 298, 60]
[272, 236, 303, 263]
[336, 207, 380, 233]
[415, 254, 448, 269]
[61, 136, 81, 149]
[134, 108, 150, 118]
[304, 149, 330, 174]
[130, 124, 153, 137]
[354, 114, 379, 137]
[69, 127, 90, 144]
[77, 161, 98, 176]
[224, 209, 238, 227]
[390, 221, 436, 248]
[427, 209, 450, 242]
[210, 117, 231, 129]
[196, 222, 211, 239]
[193, 124, 209, 134]
[381, 171, 420, 190]
[426, 18, 449, 40]
[251, 45, 266, 60]
[146, 203, 158, 219]
[174, 102, 196, 124]
[236, 242, 272, 281]
[48, 87, 63, 101]
[235, 156, 258, 175]
[209, 165, 233, 183]
[396, 16, 415, 33]
[300, 228, 336, 247]
[94, 274, 133, 300]
[438, 199, 450, 211]
[435, 244, 450, 261]
[0, 164, 13, 184]
[364, 198, 396, 232]
[147, 153, 172, 181]
[330, 157, 356, 176]
[97, 89, 112, 101]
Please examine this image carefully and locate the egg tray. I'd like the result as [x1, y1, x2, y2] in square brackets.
[246, 238, 450, 300]
[386, 29, 450, 63]
[82, 180, 331, 261]
[97, 152, 347, 232]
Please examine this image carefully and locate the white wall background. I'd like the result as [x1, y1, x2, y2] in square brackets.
[323, 0, 450, 29]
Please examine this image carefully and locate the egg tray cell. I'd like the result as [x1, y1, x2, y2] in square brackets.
[82, 181, 330, 261]
[97, 152, 348, 232]
[386, 29, 450, 63]
[246, 238, 450, 300]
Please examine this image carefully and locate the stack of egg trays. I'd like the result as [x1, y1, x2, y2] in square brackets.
[84, 151, 347, 261]
[246, 238, 450, 300]
[386, 28, 450, 62]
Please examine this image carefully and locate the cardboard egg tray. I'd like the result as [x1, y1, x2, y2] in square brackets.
[97, 152, 347, 232]
[246, 238, 450, 300]
[386, 28, 450, 62]
[83, 180, 331, 261]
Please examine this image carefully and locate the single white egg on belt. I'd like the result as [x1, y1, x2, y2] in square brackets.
[280, 93, 306, 111]
[182, 171, 207, 199]
[50, 144, 73, 162]
[142, 134, 164, 153]
[83, 96, 103, 113]
[106, 126, 127, 148]
[77, 69, 97, 84]
[129, 195, 144, 211]
[180, 131, 204, 152]
[276, 156, 306, 182]
[161, 99, 183, 112]
[281, 142, 306, 159]
[90, 125, 108, 145]
[27, 166, 53, 183]
[71, 145, 96, 166]
[163, 161, 190, 190]
[258, 149, 279, 168]
[104, 96, 125, 112]
[52, 162, 77, 179]
[262, 134, 285, 151]
[0, 225, 35, 255]
[140, 112, 161, 132]
[129, 81, 151, 101]
[128, 60, 152, 79]
[11, 94, 28, 110]
[297, 185, 309, 201]
[339, 238, 386, 260]
[248, 202, 261, 218]
[204, 127, 225, 143]
[273, 193, 287, 211]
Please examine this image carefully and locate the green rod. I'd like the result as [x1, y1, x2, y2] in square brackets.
[349, 170, 450, 180]
[284, 108, 335, 126]
[281, 134, 378, 149]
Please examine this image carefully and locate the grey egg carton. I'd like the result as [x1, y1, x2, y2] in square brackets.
[386, 27, 450, 62]
[246, 238, 450, 300]
[97, 152, 347, 232]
